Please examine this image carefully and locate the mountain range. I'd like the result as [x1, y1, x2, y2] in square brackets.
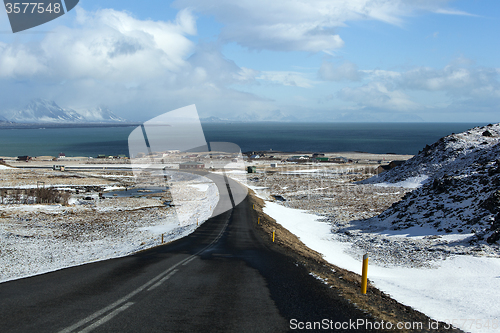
[201, 110, 298, 123]
[1, 99, 126, 123]
[200, 110, 424, 123]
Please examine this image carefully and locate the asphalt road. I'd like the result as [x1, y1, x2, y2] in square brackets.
[0, 173, 372, 332]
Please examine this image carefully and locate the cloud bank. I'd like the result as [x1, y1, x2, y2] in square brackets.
[0, 8, 272, 120]
[174, 0, 467, 53]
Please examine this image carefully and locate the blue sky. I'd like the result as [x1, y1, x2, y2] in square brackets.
[0, 0, 499, 122]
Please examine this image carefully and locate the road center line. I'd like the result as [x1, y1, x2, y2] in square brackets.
[147, 269, 179, 291]
[77, 302, 134, 333]
[59, 221, 228, 333]
[182, 256, 197, 266]
[57, 256, 192, 333]
[59, 174, 235, 333]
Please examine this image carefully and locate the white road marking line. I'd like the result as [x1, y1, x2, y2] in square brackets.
[57, 257, 192, 333]
[147, 269, 178, 291]
[77, 302, 134, 333]
[59, 180, 233, 333]
[182, 256, 197, 266]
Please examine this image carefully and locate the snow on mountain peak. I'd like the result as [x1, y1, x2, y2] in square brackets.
[2, 99, 126, 123]
[73, 106, 126, 122]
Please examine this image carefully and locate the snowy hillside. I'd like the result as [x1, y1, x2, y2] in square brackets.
[6, 99, 84, 123]
[362, 123, 500, 244]
[73, 106, 126, 122]
[3, 99, 126, 123]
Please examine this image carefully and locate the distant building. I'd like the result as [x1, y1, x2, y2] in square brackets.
[17, 156, 31, 162]
[312, 153, 325, 158]
[179, 161, 204, 169]
[376, 165, 391, 174]
[331, 156, 349, 163]
[376, 160, 406, 174]
[389, 160, 406, 169]
[247, 166, 257, 173]
[314, 157, 329, 162]
[58, 153, 66, 159]
[270, 163, 278, 168]
[53, 165, 65, 171]
[288, 155, 309, 161]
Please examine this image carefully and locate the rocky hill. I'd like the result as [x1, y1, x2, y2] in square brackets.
[363, 123, 500, 245]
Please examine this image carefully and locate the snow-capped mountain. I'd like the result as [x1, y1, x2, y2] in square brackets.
[362, 123, 500, 244]
[263, 110, 297, 122]
[200, 116, 230, 123]
[73, 106, 126, 122]
[233, 110, 297, 122]
[3, 99, 126, 123]
[6, 99, 84, 123]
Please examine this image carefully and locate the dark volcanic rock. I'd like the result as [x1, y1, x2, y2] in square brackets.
[481, 190, 500, 214]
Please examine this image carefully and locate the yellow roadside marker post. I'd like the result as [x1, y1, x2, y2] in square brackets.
[258, 217, 260, 224]
[273, 230, 275, 242]
[361, 253, 369, 294]
[161, 234, 164, 244]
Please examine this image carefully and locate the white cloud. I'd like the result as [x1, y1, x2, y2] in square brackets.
[433, 8, 478, 16]
[362, 69, 401, 81]
[0, 8, 278, 120]
[328, 59, 500, 116]
[0, 43, 47, 77]
[257, 71, 315, 88]
[338, 81, 419, 111]
[319, 61, 362, 81]
[236, 67, 260, 82]
[400, 65, 500, 99]
[0, 8, 196, 81]
[186, 43, 259, 85]
[174, 0, 463, 52]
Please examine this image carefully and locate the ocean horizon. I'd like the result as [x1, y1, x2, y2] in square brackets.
[0, 122, 490, 158]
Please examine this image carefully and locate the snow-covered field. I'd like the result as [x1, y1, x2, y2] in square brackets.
[263, 200, 500, 333]
[0, 172, 219, 283]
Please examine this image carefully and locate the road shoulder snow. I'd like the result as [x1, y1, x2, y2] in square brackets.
[263, 200, 500, 333]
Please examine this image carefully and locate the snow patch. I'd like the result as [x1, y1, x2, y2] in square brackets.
[188, 184, 209, 192]
[263, 201, 500, 333]
[374, 175, 429, 189]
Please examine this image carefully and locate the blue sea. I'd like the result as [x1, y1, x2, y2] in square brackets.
[0, 122, 488, 157]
